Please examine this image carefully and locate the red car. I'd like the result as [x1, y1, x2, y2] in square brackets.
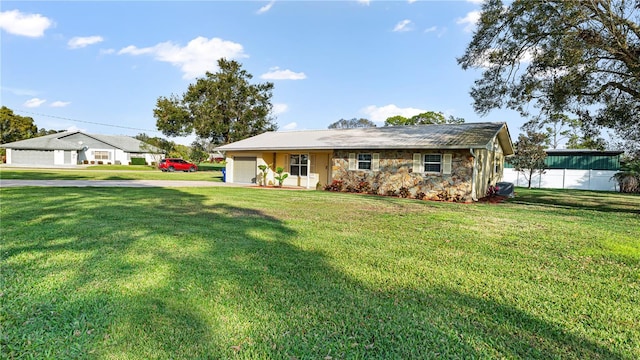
[158, 158, 198, 172]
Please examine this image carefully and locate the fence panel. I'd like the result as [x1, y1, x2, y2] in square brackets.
[502, 169, 618, 191]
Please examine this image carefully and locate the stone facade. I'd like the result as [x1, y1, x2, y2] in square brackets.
[331, 150, 474, 202]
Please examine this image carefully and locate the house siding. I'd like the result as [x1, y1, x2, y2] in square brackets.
[332, 149, 475, 202]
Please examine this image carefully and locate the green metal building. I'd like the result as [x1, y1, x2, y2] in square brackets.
[505, 149, 622, 170]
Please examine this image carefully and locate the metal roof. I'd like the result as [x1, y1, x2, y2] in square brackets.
[1, 131, 161, 153]
[217, 122, 514, 154]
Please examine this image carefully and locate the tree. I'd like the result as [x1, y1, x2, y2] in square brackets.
[188, 141, 208, 163]
[36, 128, 64, 137]
[524, 113, 606, 150]
[506, 131, 548, 189]
[328, 118, 376, 129]
[384, 111, 465, 126]
[1, 106, 37, 144]
[154, 58, 277, 146]
[458, 0, 640, 146]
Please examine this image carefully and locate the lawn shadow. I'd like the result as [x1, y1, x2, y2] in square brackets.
[0, 170, 93, 180]
[0, 187, 631, 359]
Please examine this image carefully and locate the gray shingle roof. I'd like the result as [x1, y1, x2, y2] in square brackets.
[217, 122, 513, 154]
[1, 131, 161, 153]
[0, 131, 83, 150]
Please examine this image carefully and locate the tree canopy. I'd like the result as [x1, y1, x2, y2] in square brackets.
[328, 118, 376, 129]
[458, 0, 640, 147]
[1, 106, 38, 144]
[154, 59, 277, 146]
[384, 111, 465, 126]
[525, 113, 606, 150]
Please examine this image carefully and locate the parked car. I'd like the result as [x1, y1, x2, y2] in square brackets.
[158, 158, 198, 172]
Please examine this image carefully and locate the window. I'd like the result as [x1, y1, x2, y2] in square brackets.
[94, 151, 110, 160]
[289, 154, 308, 176]
[424, 154, 442, 173]
[358, 153, 371, 170]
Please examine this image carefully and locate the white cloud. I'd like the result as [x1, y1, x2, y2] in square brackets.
[466, 0, 485, 4]
[100, 48, 115, 55]
[408, 0, 418, 3]
[457, 10, 481, 33]
[424, 26, 437, 33]
[118, 36, 248, 79]
[261, 67, 306, 80]
[272, 103, 289, 115]
[257, 1, 275, 14]
[24, 98, 46, 108]
[50, 101, 71, 107]
[2, 86, 38, 96]
[0, 9, 53, 37]
[66, 125, 85, 132]
[357, 0, 370, 5]
[68, 35, 104, 49]
[361, 104, 427, 123]
[281, 122, 297, 130]
[393, 19, 413, 32]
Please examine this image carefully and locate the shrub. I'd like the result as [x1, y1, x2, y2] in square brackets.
[486, 184, 500, 197]
[415, 192, 427, 200]
[385, 189, 397, 197]
[611, 159, 640, 193]
[356, 181, 372, 194]
[131, 157, 147, 166]
[274, 167, 289, 187]
[398, 186, 410, 198]
[324, 180, 344, 192]
[90, 161, 95, 164]
[97, 161, 103, 165]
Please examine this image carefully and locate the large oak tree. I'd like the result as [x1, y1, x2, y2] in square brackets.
[458, 0, 640, 147]
[1, 106, 38, 144]
[154, 59, 277, 145]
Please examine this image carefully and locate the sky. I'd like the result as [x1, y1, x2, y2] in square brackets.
[1, 0, 528, 145]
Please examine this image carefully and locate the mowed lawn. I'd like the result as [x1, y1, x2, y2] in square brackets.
[1, 186, 638, 359]
[0, 164, 224, 181]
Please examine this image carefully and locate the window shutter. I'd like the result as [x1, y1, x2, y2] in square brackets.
[348, 153, 356, 170]
[372, 153, 380, 171]
[412, 153, 422, 173]
[443, 153, 452, 174]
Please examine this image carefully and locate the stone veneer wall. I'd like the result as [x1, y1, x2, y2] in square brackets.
[332, 150, 474, 202]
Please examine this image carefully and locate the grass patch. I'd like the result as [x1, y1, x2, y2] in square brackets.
[0, 167, 223, 181]
[1, 187, 638, 359]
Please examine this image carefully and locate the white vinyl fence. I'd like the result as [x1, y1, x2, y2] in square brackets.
[502, 168, 619, 191]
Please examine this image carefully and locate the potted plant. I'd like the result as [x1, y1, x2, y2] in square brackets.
[274, 167, 289, 187]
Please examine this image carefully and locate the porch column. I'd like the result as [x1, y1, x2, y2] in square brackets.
[306, 155, 311, 189]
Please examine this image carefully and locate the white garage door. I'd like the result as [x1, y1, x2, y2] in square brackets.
[12, 150, 55, 165]
[234, 157, 257, 184]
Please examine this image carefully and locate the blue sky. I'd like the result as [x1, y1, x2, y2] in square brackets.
[1, 0, 526, 145]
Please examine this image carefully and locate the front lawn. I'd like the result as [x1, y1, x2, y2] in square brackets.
[0, 166, 223, 181]
[1, 187, 638, 359]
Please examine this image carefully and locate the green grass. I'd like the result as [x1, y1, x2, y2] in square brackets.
[0, 166, 223, 181]
[1, 187, 638, 359]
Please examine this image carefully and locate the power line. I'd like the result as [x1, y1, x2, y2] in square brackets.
[15, 110, 161, 133]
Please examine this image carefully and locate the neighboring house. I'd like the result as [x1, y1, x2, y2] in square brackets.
[216, 122, 514, 202]
[1, 131, 162, 166]
[503, 149, 624, 191]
